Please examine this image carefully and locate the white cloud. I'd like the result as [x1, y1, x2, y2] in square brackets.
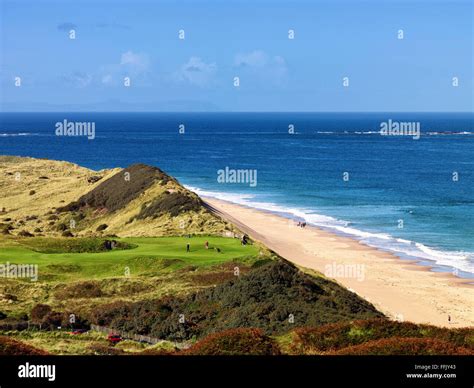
[62, 72, 92, 88]
[234, 50, 268, 68]
[175, 57, 217, 87]
[101, 74, 113, 85]
[100, 51, 151, 86]
[120, 51, 149, 72]
[234, 50, 288, 84]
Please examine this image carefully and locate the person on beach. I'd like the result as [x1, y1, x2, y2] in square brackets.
[186, 243, 190, 252]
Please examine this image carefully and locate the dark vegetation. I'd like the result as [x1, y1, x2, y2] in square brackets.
[0, 336, 49, 355]
[332, 337, 473, 355]
[30, 304, 52, 322]
[20, 237, 136, 253]
[185, 328, 281, 355]
[55, 281, 103, 299]
[0, 223, 13, 234]
[189, 262, 252, 286]
[135, 191, 204, 220]
[58, 164, 175, 213]
[17, 230, 34, 237]
[89, 260, 384, 341]
[292, 319, 474, 353]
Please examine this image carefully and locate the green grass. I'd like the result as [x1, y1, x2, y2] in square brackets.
[0, 236, 260, 282]
[20, 237, 137, 254]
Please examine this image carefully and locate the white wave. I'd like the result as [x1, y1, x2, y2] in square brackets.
[425, 131, 473, 136]
[315, 130, 473, 136]
[0, 132, 31, 137]
[0, 132, 48, 137]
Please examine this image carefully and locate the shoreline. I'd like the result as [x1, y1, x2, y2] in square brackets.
[187, 186, 474, 279]
[204, 196, 474, 328]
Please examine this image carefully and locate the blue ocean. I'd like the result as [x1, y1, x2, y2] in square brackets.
[1, 112, 473, 277]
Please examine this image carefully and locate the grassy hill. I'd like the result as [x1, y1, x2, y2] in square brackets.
[0, 157, 234, 238]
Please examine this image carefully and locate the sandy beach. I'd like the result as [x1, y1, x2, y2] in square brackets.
[204, 197, 474, 328]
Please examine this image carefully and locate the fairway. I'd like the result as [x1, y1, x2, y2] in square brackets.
[0, 236, 259, 282]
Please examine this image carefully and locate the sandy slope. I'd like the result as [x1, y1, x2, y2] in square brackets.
[204, 197, 474, 328]
[0, 156, 118, 221]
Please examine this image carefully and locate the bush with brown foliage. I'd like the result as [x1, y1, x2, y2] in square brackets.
[0, 336, 48, 355]
[185, 328, 281, 356]
[55, 281, 103, 299]
[88, 343, 126, 356]
[18, 230, 34, 237]
[292, 319, 474, 353]
[0, 223, 12, 234]
[41, 311, 64, 329]
[332, 337, 473, 356]
[30, 304, 52, 323]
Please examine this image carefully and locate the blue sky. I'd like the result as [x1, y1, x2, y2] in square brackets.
[0, 0, 472, 111]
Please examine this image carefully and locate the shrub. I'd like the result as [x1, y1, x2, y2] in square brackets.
[17, 230, 34, 237]
[89, 260, 383, 341]
[88, 343, 126, 356]
[29, 190, 36, 195]
[87, 175, 102, 184]
[41, 311, 64, 329]
[135, 191, 204, 220]
[292, 319, 474, 353]
[96, 224, 108, 231]
[56, 223, 68, 232]
[332, 337, 473, 356]
[0, 223, 12, 235]
[0, 336, 48, 355]
[185, 328, 281, 355]
[55, 281, 103, 299]
[31, 304, 52, 323]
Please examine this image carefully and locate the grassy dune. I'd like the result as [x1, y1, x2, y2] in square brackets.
[0, 157, 233, 238]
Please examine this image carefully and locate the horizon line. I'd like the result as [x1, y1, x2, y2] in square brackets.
[1, 111, 473, 114]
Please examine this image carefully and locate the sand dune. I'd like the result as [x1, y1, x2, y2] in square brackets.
[204, 197, 474, 328]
